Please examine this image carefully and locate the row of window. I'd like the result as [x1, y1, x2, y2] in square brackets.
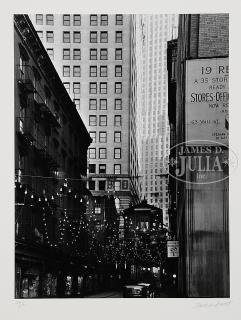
[89, 131, 121, 143]
[88, 99, 122, 110]
[89, 179, 127, 192]
[89, 148, 121, 159]
[73, 98, 123, 111]
[89, 82, 123, 94]
[37, 30, 123, 44]
[36, 14, 123, 26]
[62, 65, 122, 78]
[89, 163, 121, 174]
[63, 65, 81, 77]
[89, 115, 122, 127]
[89, 65, 122, 77]
[88, 31, 123, 43]
[63, 82, 124, 95]
[61, 48, 123, 61]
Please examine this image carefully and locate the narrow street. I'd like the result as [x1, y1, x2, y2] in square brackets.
[85, 290, 170, 298]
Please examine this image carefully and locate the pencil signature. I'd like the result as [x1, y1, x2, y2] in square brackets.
[195, 301, 231, 308]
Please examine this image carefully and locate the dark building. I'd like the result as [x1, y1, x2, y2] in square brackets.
[14, 14, 92, 298]
[172, 14, 229, 297]
[167, 38, 178, 236]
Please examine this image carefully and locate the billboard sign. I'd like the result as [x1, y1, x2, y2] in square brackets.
[185, 58, 229, 146]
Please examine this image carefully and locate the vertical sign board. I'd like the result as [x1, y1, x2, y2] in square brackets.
[167, 241, 179, 258]
[185, 58, 229, 146]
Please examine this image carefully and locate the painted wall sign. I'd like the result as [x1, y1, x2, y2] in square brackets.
[185, 58, 229, 146]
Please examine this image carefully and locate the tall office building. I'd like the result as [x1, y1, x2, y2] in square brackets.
[30, 14, 140, 226]
[135, 14, 178, 227]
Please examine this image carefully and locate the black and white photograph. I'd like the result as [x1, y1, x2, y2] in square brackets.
[13, 12, 231, 300]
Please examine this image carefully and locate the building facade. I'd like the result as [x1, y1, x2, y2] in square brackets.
[14, 14, 94, 298]
[174, 14, 229, 297]
[29, 14, 140, 232]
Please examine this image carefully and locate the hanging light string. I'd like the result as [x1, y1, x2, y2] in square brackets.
[15, 173, 89, 182]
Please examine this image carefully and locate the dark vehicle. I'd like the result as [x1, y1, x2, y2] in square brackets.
[137, 283, 155, 297]
[123, 285, 147, 298]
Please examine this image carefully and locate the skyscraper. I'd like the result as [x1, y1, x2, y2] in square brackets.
[30, 14, 140, 230]
[136, 14, 178, 227]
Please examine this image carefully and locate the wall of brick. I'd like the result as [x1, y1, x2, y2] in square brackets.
[198, 14, 229, 57]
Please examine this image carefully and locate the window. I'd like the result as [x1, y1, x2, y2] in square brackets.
[114, 148, 121, 159]
[90, 66, 97, 77]
[73, 66, 81, 77]
[90, 15, 98, 26]
[90, 49, 97, 60]
[46, 31, 54, 42]
[74, 99, 80, 109]
[46, 14, 54, 25]
[73, 31, 81, 43]
[37, 31, 43, 39]
[99, 148, 107, 159]
[89, 164, 96, 173]
[122, 179, 128, 189]
[115, 82, 122, 94]
[100, 49, 108, 60]
[100, 66, 107, 77]
[114, 181, 121, 191]
[99, 164, 106, 173]
[89, 132, 96, 143]
[114, 116, 121, 127]
[89, 99, 97, 110]
[114, 164, 121, 175]
[114, 131, 121, 142]
[89, 115, 97, 126]
[99, 132, 107, 143]
[115, 99, 122, 110]
[73, 82, 80, 93]
[100, 15, 108, 26]
[100, 31, 108, 43]
[115, 66, 122, 77]
[63, 31, 70, 43]
[100, 99, 107, 110]
[63, 15, 70, 26]
[89, 181, 96, 190]
[99, 181, 106, 191]
[116, 14, 123, 25]
[99, 115, 107, 126]
[95, 207, 101, 214]
[90, 31, 97, 43]
[47, 48, 54, 60]
[73, 15, 81, 26]
[36, 14, 43, 25]
[63, 66, 70, 77]
[115, 48, 122, 60]
[89, 82, 97, 94]
[73, 49, 81, 60]
[63, 48, 70, 60]
[89, 148, 96, 159]
[115, 31, 123, 43]
[100, 82, 107, 94]
[63, 82, 70, 93]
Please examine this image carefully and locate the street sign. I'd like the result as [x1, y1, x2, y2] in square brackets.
[167, 241, 179, 258]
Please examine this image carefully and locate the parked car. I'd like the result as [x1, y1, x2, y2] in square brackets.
[123, 285, 147, 298]
[137, 283, 155, 297]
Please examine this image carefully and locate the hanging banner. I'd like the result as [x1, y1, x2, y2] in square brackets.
[167, 241, 179, 258]
[185, 58, 229, 146]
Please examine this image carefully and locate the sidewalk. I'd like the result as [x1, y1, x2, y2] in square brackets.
[84, 290, 122, 298]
